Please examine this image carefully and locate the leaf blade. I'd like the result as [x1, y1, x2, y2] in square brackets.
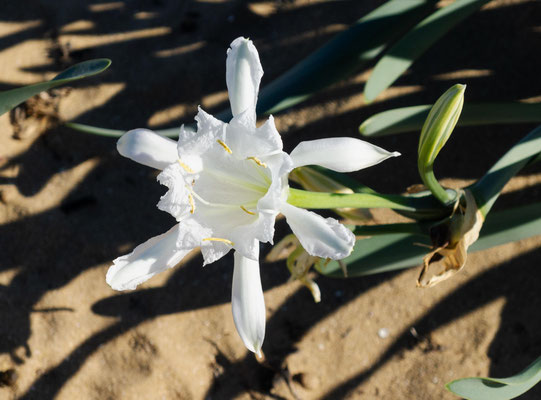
[319, 202, 541, 278]
[0, 59, 111, 116]
[63, 1, 435, 136]
[471, 124, 541, 216]
[446, 356, 541, 400]
[364, 0, 491, 102]
[247, 0, 436, 116]
[65, 122, 178, 138]
[360, 103, 541, 137]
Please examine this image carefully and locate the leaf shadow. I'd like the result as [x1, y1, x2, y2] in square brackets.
[319, 246, 541, 399]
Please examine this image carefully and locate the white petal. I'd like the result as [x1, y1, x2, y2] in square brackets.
[117, 129, 178, 170]
[229, 219, 271, 260]
[179, 218, 232, 266]
[201, 240, 231, 265]
[106, 224, 189, 291]
[257, 152, 294, 212]
[157, 163, 192, 221]
[226, 37, 263, 121]
[195, 146, 270, 206]
[226, 114, 283, 158]
[280, 202, 355, 259]
[178, 107, 226, 157]
[232, 246, 266, 355]
[290, 137, 400, 172]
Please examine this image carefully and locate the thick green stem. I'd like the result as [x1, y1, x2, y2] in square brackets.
[287, 188, 414, 210]
[287, 188, 449, 219]
[420, 166, 457, 205]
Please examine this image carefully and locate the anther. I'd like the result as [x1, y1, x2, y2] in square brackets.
[202, 237, 234, 246]
[247, 156, 267, 168]
[216, 139, 232, 154]
[240, 205, 256, 215]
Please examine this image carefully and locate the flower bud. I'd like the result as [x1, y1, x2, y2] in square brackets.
[417, 84, 466, 205]
[418, 84, 465, 170]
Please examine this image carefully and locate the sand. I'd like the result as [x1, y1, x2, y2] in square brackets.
[0, 0, 540, 399]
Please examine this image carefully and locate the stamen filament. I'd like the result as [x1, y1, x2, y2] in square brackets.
[188, 193, 195, 214]
[178, 159, 194, 173]
[216, 139, 232, 154]
[247, 156, 267, 168]
[202, 237, 234, 246]
[240, 205, 256, 215]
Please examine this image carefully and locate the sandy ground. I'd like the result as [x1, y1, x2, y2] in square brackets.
[1, 0, 541, 399]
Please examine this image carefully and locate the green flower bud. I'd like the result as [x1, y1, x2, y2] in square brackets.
[418, 84, 466, 205]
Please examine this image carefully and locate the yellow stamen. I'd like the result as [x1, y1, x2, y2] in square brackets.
[202, 237, 234, 246]
[240, 205, 256, 215]
[188, 193, 195, 214]
[247, 156, 267, 168]
[178, 159, 194, 173]
[216, 139, 232, 154]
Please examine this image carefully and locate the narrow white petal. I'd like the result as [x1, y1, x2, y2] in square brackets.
[290, 137, 400, 172]
[226, 37, 263, 121]
[117, 129, 178, 170]
[106, 224, 189, 291]
[280, 202, 355, 260]
[231, 246, 266, 355]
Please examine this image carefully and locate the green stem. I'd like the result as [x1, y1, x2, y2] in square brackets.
[419, 166, 457, 205]
[288, 188, 414, 210]
[287, 188, 448, 219]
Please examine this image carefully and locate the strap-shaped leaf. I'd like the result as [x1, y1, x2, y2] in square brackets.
[318, 201, 541, 277]
[471, 124, 541, 217]
[253, 0, 435, 115]
[364, 0, 491, 102]
[360, 103, 541, 137]
[0, 59, 111, 116]
[67, 0, 435, 137]
[64, 122, 145, 137]
[446, 356, 541, 400]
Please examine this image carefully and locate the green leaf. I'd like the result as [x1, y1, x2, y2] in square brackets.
[446, 356, 541, 400]
[252, 0, 435, 116]
[470, 124, 541, 217]
[364, 0, 491, 102]
[65, 1, 435, 136]
[0, 59, 111, 116]
[316, 232, 430, 277]
[319, 201, 541, 277]
[360, 102, 541, 137]
[65, 122, 178, 138]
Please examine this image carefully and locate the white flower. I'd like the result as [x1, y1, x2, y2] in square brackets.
[107, 37, 399, 355]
